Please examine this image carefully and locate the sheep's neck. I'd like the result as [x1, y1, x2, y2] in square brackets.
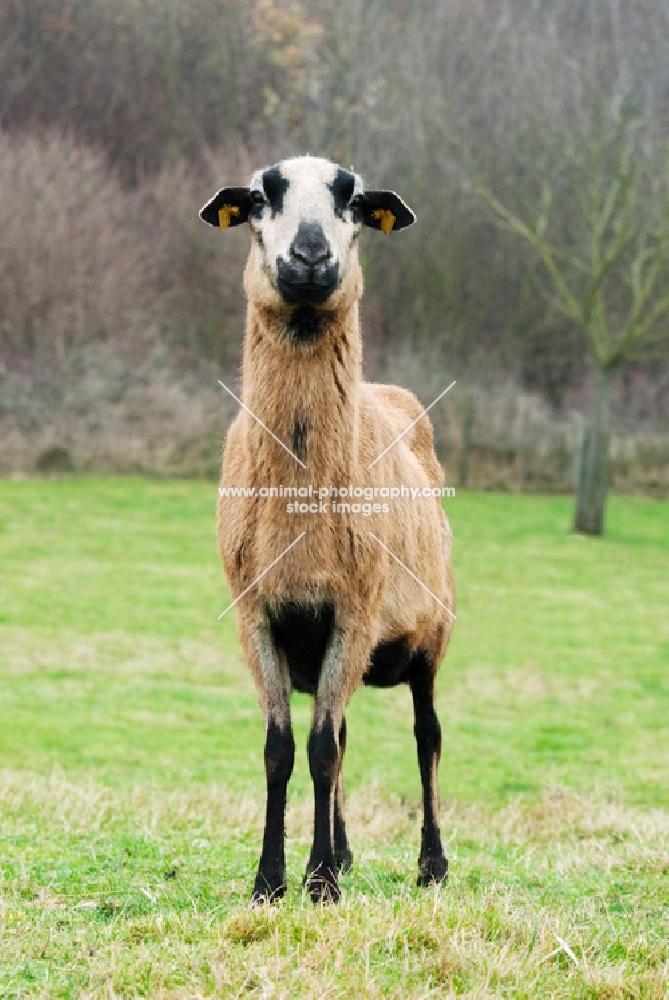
[241, 302, 362, 481]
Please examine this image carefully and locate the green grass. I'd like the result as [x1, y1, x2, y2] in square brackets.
[0, 478, 667, 997]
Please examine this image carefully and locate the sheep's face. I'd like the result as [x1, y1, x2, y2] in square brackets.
[200, 156, 415, 319]
[247, 158, 361, 311]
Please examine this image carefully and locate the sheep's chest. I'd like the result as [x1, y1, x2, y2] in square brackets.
[267, 601, 335, 695]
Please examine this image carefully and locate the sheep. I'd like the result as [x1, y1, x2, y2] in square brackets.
[200, 156, 455, 904]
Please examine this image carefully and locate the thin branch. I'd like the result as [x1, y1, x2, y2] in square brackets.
[476, 184, 583, 323]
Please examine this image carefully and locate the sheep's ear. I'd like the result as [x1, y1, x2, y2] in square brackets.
[358, 190, 416, 234]
[199, 187, 252, 229]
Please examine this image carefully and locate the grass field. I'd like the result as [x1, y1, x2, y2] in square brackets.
[0, 478, 667, 998]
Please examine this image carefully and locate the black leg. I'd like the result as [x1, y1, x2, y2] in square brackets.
[410, 655, 448, 886]
[334, 716, 353, 873]
[252, 718, 295, 904]
[305, 712, 340, 902]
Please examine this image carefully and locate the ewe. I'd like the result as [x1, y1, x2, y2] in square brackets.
[201, 156, 455, 904]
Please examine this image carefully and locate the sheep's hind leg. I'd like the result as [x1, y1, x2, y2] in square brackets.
[333, 716, 353, 873]
[410, 653, 448, 886]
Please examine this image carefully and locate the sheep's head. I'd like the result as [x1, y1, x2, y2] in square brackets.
[200, 156, 415, 321]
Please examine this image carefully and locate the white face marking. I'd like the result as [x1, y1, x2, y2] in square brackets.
[245, 156, 364, 310]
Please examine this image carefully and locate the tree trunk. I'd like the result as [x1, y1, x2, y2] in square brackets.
[573, 364, 612, 536]
[458, 393, 474, 488]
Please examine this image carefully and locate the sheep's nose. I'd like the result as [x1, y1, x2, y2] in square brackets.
[290, 220, 331, 266]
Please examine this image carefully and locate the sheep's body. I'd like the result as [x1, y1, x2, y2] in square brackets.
[203, 156, 455, 903]
[219, 315, 453, 675]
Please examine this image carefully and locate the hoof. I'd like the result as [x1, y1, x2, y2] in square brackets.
[304, 863, 341, 904]
[251, 873, 286, 906]
[417, 854, 448, 886]
[307, 876, 341, 904]
[335, 848, 353, 874]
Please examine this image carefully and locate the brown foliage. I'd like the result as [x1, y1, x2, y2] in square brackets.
[0, 0, 322, 182]
[2, 0, 669, 472]
[0, 133, 151, 367]
[0, 131, 250, 370]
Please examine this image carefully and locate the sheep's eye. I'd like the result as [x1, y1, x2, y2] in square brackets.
[250, 190, 265, 205]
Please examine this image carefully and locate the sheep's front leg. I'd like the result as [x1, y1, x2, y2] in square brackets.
[250, 628, 294, 905]
[306, 716, 352, 902]
[410, 654, 448, 885]
[253, 715, 295, 903]
[304, 626, 356, 903]
[333, 715, 353, 873]
[305, 709, 341, 902]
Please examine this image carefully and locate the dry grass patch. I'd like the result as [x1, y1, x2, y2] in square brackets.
[1, 775, 667, 997]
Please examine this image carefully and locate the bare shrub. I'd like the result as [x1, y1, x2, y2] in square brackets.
[0, 0, 323, 182]
[134, 154, 249, 368]
[0, 131, 248, 475]
[0, 131, 152, 369]
[378, 341, 669, 495]
[0, 129, 255, 366]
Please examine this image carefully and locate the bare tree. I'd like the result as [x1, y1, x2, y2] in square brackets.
[476, 98, 669, 533]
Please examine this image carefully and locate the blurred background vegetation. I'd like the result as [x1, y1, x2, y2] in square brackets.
[1, 0, 669, 498]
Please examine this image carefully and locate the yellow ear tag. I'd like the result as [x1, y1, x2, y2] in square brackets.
[218, 204, 241, 230]
[372, 208, 396, 235]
